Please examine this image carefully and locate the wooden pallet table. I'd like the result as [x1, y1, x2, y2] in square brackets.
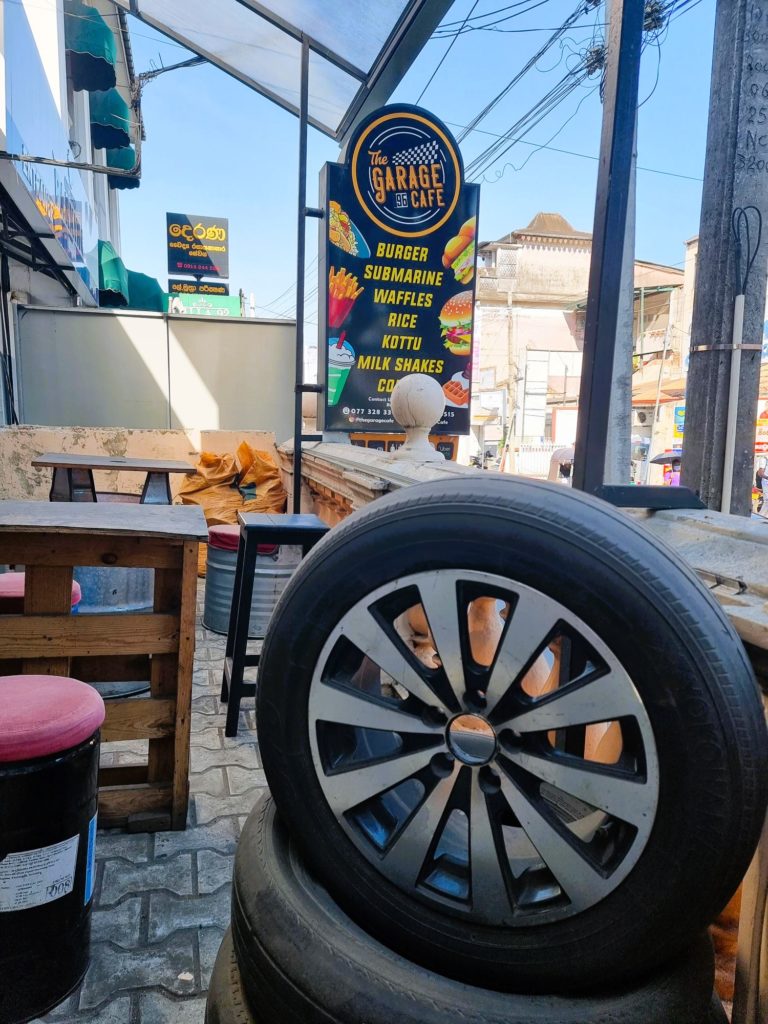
[0, 501, 207, 831]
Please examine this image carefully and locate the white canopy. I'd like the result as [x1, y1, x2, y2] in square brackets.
[112, 0, 453, 140]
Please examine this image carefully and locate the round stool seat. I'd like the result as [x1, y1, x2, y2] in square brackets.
[0, 572, 81, 606]
[208, 525, 277, 556]
[0, 675, 105, 763]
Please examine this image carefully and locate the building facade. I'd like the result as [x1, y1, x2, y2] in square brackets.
[473, 211, 684, 466]
[0, 0, 137, 308]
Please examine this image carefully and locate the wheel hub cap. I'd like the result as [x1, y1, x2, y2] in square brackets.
[447, 713, 496, 765]
[308, 569, 659, 926]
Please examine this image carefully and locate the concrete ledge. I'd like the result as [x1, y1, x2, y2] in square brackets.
[282, 442, 768, 656]
[0, 426, 278, 500]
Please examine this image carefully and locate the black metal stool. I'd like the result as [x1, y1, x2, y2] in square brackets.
[220, 512, 329, 736]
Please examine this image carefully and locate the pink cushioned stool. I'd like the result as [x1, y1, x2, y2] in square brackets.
[0, 571, 81, 614]
[0, 675, 105, 1021]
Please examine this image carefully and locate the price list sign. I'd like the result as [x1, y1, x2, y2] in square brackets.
[319, 105, 480, 434]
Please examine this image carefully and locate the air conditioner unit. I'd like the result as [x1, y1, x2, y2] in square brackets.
[632, 410, 649, 426]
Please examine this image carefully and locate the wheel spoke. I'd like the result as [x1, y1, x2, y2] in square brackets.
[381, 763, 461, 887]
[503, 750, 655, 829]
[418, 573, 466, 704]
[316, 683, 443, 735]
[504, 671, 641, 733]
[499, 773, 607, 911]
[470, 773, 511, 916]
[322, 748, 437, 814]
[484, 595, 560, 712]
[341, 604, 449, 712]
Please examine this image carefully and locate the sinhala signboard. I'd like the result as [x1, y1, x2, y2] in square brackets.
[319, 105, 480, 434]
[168, 294, 241, 317]
[166, 213, 229, 278]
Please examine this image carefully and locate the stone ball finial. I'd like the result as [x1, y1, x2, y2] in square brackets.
[389, 374, 446, 462]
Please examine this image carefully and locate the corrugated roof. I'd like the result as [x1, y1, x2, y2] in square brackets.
[111, 0, 451, 140]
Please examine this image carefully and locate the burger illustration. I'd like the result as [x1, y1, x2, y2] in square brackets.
[439, 291, 473, 356]
[442, 216, 476, 284]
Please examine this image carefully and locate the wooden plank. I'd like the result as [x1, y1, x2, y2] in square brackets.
[32, 453, 195, 474]
[70, 653, 151, 683]
[99, 765, 149, 787]
[22, 565, 73, 675]
[0, 613, 180, 658]
[0, 534, 183, 569]
[148, 567, 182, 786]
[0, 501, 208, 541]
[171, 540, 199, 828]
[98, 782, 172, 827]
[101, 696, 175, 741]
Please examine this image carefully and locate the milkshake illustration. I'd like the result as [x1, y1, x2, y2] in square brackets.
[327, 333, 355, 406]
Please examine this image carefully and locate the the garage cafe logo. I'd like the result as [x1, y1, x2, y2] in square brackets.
[350, 106, 462, 238]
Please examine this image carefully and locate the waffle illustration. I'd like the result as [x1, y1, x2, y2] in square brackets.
[443, 379, 469, 406]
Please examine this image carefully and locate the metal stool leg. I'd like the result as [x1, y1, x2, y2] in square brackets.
[141, 471, 173, 505]
[221, 530, 248, 703]
[224, 534, 258, 737]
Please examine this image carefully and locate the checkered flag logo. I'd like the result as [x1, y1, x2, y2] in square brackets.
[392, 140, 440, 166]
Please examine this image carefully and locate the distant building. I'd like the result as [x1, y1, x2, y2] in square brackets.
[474, 211, 684, 454]
[1, 0, 139, 308]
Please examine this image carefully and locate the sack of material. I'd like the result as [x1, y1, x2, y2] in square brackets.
[177, 446, 287, 576]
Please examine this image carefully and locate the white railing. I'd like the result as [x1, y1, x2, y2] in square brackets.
[514, 442, 559, 478]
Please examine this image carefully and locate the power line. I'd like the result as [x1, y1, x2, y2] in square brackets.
[446, 119, 703, 181]
[439, 0, 552, 28]
[417, 0, 481, 104]
[434, 0, 553, 37]
[455, 0, 593, 144]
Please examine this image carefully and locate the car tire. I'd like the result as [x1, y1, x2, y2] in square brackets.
[256, 476, 768, 992]
[231, 795, 717, 1024]
[205, 929, 256, 1024]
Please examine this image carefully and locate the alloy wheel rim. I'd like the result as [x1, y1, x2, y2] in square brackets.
[307, 569, 659, 926]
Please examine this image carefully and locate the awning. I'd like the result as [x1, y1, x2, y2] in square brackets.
[90, 89, 132, 150]
[125, 270, 165, 312]
[110, 0, 452, 141]
[64, 0, 117, 92]
[106, 146, 140, 190]
[98, 240, 128, 305]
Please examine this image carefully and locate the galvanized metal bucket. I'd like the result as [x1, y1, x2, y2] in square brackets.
[203, 545, 301, 637]
[73, 567, 154, 614]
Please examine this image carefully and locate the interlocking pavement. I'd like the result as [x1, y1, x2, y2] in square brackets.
[36, 585, 266, 1024]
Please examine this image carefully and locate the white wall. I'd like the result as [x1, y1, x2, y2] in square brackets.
[14, 306, 297, 440]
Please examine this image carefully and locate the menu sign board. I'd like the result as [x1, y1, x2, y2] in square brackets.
[319, 105, 479, 434]
[166, 213, 229, 278]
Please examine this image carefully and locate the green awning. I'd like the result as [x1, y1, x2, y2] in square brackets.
[126, 271, 165, 312]
[90, 88, 131, 150]
[98, 240, 128, 306]
[64, 0, 117, 92]
[107, 146, 140, 190]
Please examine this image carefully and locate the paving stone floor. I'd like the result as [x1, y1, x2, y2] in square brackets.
[36, 584, 265, 1024]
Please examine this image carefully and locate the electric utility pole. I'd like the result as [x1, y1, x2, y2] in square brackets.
[681, 0, 768, 514]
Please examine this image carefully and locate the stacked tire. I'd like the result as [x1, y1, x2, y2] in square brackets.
[208, 478, 768, 1023]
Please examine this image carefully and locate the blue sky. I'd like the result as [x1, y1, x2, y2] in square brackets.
[119, 0, 714, 328]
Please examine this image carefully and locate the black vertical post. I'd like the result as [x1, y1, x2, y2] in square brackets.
[572, 0, 643, 494]
[292, 37, 310, 514]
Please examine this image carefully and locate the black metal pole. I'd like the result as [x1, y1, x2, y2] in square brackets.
[292, 37, 310, 514]
[571, 0, 643, 494]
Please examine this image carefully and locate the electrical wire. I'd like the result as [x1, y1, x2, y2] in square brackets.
[445, 119, 703, 181]
[434, 0, 553, 37]
[732, 207, 762, 295]
[455, 0, 592, 143]
[416, 0, 481, 104]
